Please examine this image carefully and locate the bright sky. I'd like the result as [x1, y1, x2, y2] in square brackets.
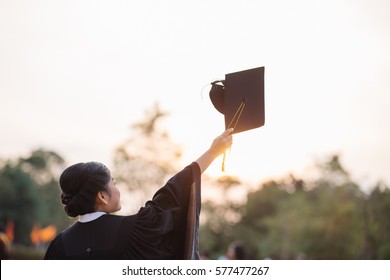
[1, 0, 389, 191]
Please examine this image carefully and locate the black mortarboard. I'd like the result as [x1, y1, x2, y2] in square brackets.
[209, 67, 265, 134]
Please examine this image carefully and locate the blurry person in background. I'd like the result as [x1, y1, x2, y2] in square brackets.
[226, 241, 246, 260]
[219, 241, 246, 260]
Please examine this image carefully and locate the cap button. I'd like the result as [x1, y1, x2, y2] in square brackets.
[86, 248, 92, 253]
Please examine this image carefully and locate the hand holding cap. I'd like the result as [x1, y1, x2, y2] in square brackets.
[210, 128, 234, 157]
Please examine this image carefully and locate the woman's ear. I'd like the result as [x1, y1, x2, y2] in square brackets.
[96, 191, 109, 205]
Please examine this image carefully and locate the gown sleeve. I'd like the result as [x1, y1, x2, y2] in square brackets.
[44, 234, 65, 259]
[123, 162, 201, 260]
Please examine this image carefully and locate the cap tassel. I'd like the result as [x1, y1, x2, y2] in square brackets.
[222, 99, 247, 171]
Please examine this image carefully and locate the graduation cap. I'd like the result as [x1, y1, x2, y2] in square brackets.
[209, 66, 265, 134]
[209, 66, 265, 170]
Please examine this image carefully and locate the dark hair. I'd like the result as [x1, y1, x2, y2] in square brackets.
[233, 243, 245, 260]
[59, 162, 111, 217]
[228, 241, 245, 260]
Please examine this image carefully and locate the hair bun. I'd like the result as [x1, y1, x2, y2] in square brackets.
[59, 161, 111, 217]
[61, 193, 73, 205]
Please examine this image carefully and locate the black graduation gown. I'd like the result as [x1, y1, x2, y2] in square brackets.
[44, 162, 201, 260]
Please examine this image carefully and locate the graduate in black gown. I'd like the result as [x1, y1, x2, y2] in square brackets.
[44, 129, 233, 260]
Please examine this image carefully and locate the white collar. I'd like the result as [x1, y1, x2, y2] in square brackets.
[78, 212, 106, 223]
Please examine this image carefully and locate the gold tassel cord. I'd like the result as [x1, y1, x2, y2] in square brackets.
[222, 100, 246, 171]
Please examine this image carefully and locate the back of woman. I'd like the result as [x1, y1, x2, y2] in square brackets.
[44, 129, 233, 260]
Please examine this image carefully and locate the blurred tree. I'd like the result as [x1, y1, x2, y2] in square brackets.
[366, 182, 390, 259]
[314, 154, 351, 188]
[112, 103, 183, 213]
[292, 183, 365, 259]
[200, 154, 370, 259]
[234, 180, 290, 259]
[18, 149, 69, 231]
[19, 149, 64, 185]
[216, 175, 241, 191]
[198, 174, 247, 259]
[305, 155, 365, 259]
[199, 200, 234, 259]
[0, 149, 69, 246]
[0, 163, 39, 245]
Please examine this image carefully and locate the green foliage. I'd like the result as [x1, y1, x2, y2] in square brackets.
[365, 183, 390, 259]
[0, 164, 40, 245]
[199, 155, 390, 260]
[0, 149, 69, 247]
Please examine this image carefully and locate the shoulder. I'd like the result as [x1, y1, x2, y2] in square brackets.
[44, 233, 65, 259]
[96, 214, 137, 234]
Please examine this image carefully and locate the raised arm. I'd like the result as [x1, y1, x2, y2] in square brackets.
[195, 128, 234, 174]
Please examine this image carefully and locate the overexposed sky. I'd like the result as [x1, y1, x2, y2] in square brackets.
[1, 0, 389, 190]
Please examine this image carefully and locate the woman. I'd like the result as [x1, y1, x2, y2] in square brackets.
[44, 129, 233, 260]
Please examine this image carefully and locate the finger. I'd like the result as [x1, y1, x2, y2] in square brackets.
[223, 128, 234, 136]
[228, 136, 233, 147]
[224, 135, 233, 147]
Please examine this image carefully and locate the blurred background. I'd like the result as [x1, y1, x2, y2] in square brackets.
[1, 0, 389, 259]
